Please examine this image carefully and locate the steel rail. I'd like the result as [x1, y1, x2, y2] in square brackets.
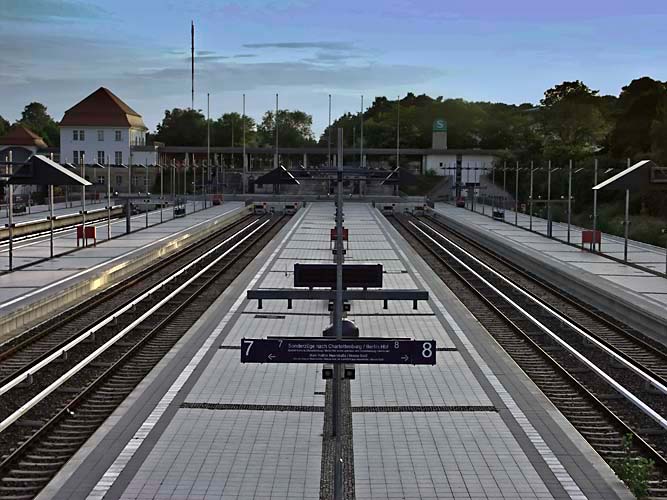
[391, 214, 667, 472]
[0, 218, 264, 405]
[415, 218, 667, 397]
[423, 213, 667, 363]
[0, 214, 254, 359]
[0, 217, 270, 433]
[0, 215, 286, 489]
[409, 219, 667, 430]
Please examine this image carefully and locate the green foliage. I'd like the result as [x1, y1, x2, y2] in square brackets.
[211, 112, 256, 147]
[154, 108, 207, 146]
[539, 81, 609, 160]
[19, 102, 59, 146]
[612, 434, 654, 499]
[0, 115, 9, 137]
[610, 77, 667, 159]
[257, 109, 316, 147]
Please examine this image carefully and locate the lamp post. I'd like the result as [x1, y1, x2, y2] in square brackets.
[529, 161, 534, 231]
[206, 92, 210, 209]
[547, 160, 552, 238]
[243, 93, 247, 195]
[567, 160, 573, 243]
[623, 158, 631, 262]
[145, 165, 149, 228]
[593, 158, 598, 246]
[107, 155, 111, 241]
[514, 161, 519, 226]
[396, 95, 400, 170]
[160, 157, 164, 223]
[503, 161, 507, 211]
[360, 95, 364, 168]
[81, 152, 87, 247]
[274, 93, 279, 169]
[8, 151, 14, 270]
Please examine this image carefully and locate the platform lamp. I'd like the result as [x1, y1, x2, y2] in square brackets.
[107, 155, 111, 241]
[514, 161, 520, 226]
[160, 155, 164, 224]
[81, 152, 87, 247]
[7, 151, 13, 270]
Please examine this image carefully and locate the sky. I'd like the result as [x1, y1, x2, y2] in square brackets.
[1, 0, 667, 136]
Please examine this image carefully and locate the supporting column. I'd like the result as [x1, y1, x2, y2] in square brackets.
[303, 153, 308, 169]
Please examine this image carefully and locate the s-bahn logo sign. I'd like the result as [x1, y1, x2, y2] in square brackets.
[433, 119, 447, 132]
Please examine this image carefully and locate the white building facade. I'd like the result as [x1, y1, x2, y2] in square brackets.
[59, 87, 149, 167]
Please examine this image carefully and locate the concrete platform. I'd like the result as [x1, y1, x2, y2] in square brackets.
[433, 203, 667, 341]
[0, 202, 246, 341]
[454, 202, 667, 275]
[40, 203, 630, 500]
[0, 201, 212, 272]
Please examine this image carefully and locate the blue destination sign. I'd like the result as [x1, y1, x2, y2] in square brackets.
[240, 338, 436, 365]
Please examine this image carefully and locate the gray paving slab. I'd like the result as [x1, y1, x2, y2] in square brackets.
[118, 409, 322, 500]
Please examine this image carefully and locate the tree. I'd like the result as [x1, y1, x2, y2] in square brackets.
[19, 102, 59, 146]
[610, 77, 667, 159]
[257, 109, 315, 147]
[211, 112, 256, 147]
[0, 115, 9, 137]
[539, 81, 609, 159]
[154, 108, 207, 146]
[650, 95, 667, 165]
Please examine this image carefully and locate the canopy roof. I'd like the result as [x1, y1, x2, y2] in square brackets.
[254, 165, 300, 186]
[593, 160, 656, 191]
[9, 155, 92, 186]
[380, 167, 418, 186]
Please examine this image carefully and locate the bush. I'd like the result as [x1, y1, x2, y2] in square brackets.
[612, 434, 654, 499]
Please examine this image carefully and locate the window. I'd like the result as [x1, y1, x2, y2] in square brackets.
[115, 151, 123, 165]
[97, 176, 105, 185]
[73, 151, 86, 164]
[97, 151, 105, 164]
[73, 130, 78, 141]
[98, 130, 104, 141]
[115, 130, 122, 141]
[79, 130, 85, 141]
[116, 175, 122, 186]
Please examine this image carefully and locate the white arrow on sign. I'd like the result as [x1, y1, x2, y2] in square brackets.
[401, 355, 409, 362]
[268, 354, 276, 360]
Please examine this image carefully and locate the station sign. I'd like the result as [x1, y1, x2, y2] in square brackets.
[240, 337, 436, 365]
[330, 228, 349, 241]
[293, 263, 383, 288]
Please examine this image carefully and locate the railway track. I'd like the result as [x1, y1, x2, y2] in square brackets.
[389, 212, 667, 498]
[0, 212, 288, 499]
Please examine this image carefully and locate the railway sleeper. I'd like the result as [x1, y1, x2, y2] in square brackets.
[5, 469, 57, 479]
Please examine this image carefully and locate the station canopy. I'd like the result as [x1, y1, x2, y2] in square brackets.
[9, 154, 91, 186]
[593, 160, 666, 192]
[380, 167, 418, 187]
[254, 165, 300, 186]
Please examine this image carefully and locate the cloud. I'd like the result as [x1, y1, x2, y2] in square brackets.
[233, 54, 257, 58]
[243, 41, 355, 51]
[0, 0, 106, 21]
